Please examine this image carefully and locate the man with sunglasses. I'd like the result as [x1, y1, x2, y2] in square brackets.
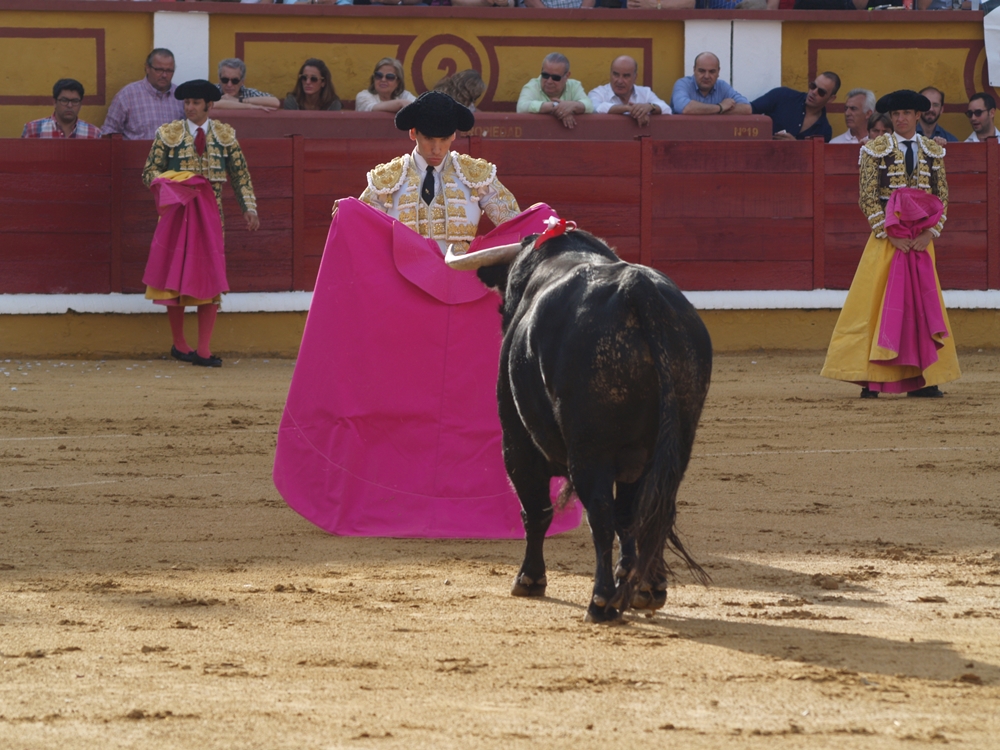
[751, 72, 840, 142]
[101, 48, 184, 140]
[963, 93, 999, 142]
[22, 79, 100, 139]
[516, 53, 593, 130]
[822, 89, 960, 399]
[213, 58, 280, 112]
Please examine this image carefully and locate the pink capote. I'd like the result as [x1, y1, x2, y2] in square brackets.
[273, 198, 582, 538]
[143, 174, 228, 304]
[871, 188, 948, 375]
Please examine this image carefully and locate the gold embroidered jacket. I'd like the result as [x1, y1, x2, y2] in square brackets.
[142, 119, 258, 222]
[359, 151, 520, 253]
[859, 133, 947, 239]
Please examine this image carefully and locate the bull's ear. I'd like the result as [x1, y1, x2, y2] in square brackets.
[476, 264, 510, 294]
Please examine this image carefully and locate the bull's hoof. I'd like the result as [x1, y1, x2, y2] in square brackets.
[511, 574, 547, 598]
[584, 601, 622, 623]
[630, 588, 667, 611]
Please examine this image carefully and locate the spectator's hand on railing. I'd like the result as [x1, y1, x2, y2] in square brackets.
[773, 130, 796, 141]
[628, 102, 656, 127]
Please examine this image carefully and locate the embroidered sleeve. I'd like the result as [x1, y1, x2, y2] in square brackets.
[477, 175, 521, 226]
[931, 156, 948, 238]
[858, 149, 886, 238]
[141, 131, 169, 189]
[225, 140, 258, 214]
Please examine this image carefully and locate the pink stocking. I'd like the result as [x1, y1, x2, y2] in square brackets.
[166, 306, 191, 353]
[196, 304, 218, 358]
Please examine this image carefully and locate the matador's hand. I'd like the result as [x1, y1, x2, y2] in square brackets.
[244, 211, 260, 232]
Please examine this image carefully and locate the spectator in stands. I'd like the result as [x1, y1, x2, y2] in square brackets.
[284, 59, 342, 111]
[751, 72, 840, 142]
[830, 88, 874, 144]
[917, 87, 957, 146]
[355, 58, 416, 113]
[433, 70, 487, 111]
[22, 79, 100, 139]
[214, 58, 281, 111]
[867, 111, 892, 140]
[588, 56, 670, 126]
[516, 53, 593, 130]
[625, 0, 695, 7]
[101, 48, 185, 140]
[670, 52, 750, 116]
[965, 93, 999, 142]
[522, 0, 593, 6]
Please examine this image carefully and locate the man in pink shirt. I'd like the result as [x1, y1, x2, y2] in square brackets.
[22, 79, 101, 139]
[101, 48, 184, 140]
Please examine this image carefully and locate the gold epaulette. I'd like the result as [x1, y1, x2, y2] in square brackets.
[159, 120, 187, 148]
[212, 121, 237, 147]
[454, 153, 497, 189]
[367, 155, 408, 195]
[919, 135, 945, 160]
[860, 133, 894, 160]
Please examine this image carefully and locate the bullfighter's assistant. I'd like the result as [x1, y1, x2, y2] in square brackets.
[348, 91, 521, 254]
[821, 89, 960, 397]
[141, 79, 259, 368]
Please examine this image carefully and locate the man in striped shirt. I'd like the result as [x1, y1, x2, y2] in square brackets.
[22, 79, 101, 139]
[100, 48, 185, 140]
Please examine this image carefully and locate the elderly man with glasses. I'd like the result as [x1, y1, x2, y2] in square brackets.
[101, 48, 184, 140]
[751, 72, 841, 142]
[22, 79, 101, 139]
[213, 58, 280, 111]
[963, 93, 1000, 142]
[516, 52, 593, 129]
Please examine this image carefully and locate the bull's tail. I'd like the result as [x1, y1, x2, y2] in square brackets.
[624, 270, 710, 590]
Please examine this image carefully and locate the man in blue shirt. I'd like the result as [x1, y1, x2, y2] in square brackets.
[917, 87, 958, 146]
[752, 72, 840, 142]
[671, 52, 751, 116]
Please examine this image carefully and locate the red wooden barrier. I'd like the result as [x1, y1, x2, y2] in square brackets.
[0, 137, 993, 295]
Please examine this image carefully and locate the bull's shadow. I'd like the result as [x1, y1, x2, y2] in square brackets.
[644, 614, 1000, 685]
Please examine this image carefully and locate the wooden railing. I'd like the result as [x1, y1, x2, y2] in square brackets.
[2, 130, 997, 295]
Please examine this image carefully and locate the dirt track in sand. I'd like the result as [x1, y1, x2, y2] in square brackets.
[1, 351, 998, 749]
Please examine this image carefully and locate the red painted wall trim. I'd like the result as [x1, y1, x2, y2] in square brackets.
[110, 134, 123, 294]
[292, 134, 306, 292]
[0, 28, 106, 106]
[812, 136, 825, 290]
[639, 134, 652, 267]
[988, 137, 999, 289]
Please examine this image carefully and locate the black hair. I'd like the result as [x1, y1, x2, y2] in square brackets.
[53, 78, 84, 100]
[970, 92, 997, 112]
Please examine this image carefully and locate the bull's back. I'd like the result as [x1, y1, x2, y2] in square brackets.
[507, 262, 675, 471]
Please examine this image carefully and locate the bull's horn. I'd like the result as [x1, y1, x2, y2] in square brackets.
[444, 241, 523, 270]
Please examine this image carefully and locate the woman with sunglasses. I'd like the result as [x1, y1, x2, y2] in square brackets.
[283, 59, 342, 111]
[354, 58, 416, 113]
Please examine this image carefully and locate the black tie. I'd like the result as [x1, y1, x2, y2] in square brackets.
[904, 140, 915, 177]
[421, 165, 435, 205]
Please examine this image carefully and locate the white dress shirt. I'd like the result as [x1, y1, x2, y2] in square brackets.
[829, 130, 867, 144]
[965, 126, 1000, 142]
[586, 83, 671, 115]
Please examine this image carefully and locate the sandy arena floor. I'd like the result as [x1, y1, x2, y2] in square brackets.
[1, 351, 998, 749]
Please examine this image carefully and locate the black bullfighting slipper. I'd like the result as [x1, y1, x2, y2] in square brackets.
[907, 385, 943, 398]
[171, 345, 196, 363]
[859, 387, 879, 399]
[191, 353, 222, 368]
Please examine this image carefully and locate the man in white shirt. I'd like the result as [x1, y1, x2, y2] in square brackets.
[830, 88, 874, 144]
[587, 56, 670, 127]
[964, 93, 999, 142]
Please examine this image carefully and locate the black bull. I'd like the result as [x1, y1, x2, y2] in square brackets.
[463, 229, 713, 623]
